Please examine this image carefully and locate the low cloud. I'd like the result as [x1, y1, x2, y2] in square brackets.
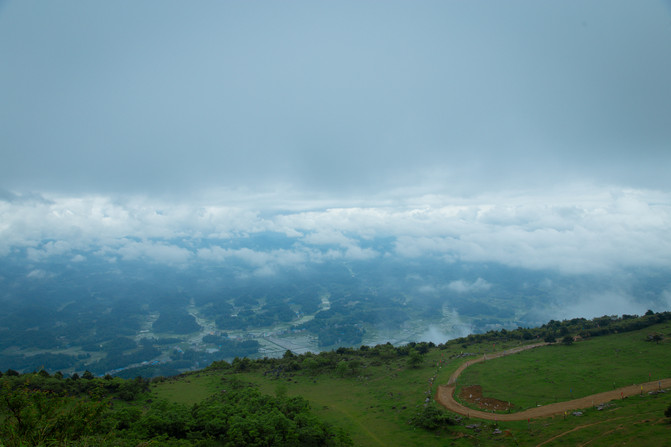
[115, 239, 192, 265]
[553, 291, 651, 321]
[26, 240, 73, 261]
[448, 278, 492, 294]
[420, 323, 473, 344]
[26, 269, 55, 280]
[0, 186, 669, 277]
[197, 246, 309, 269]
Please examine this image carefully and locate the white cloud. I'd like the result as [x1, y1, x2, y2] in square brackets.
[197, 246, 313, 275]
[448, 278, 492, 294]
[553, 291, 650, 321]
[26, 240, 73, 261]
[116, 239, 192, 265]
[343, 245, 378, 261]
[0, 185, 670, 276]
[26, 269, 55, 280]
[301, 229, 351, 246]
[393, 236, 458, 260]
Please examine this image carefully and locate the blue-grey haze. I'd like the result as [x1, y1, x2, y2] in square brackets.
[1, 1, 671, 357]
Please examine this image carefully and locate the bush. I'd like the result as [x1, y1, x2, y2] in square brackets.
[407, 350, 423, 368]
[409, 403, 455, 430]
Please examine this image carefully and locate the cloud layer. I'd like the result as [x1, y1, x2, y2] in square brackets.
[1, 2, 670, 322]
[2, 186, 670, 277]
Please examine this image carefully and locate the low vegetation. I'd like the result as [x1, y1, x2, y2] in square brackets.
[1, 311, 670, 446]
[0, 372, 351, 446]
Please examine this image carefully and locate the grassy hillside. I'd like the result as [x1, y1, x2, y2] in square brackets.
[455, 322, 671, 411]
[2, 312, 670, 445]
[151, 316, 671, 446]
[154, 346, 457, 446]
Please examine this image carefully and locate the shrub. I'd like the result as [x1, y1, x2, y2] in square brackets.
[409, 404, 455, 430]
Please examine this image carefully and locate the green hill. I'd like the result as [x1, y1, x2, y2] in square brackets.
[1, 312, 670, 446]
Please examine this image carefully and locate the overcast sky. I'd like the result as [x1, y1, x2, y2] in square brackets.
[2, 0, 671, 198]
[2, 1, 671, 305]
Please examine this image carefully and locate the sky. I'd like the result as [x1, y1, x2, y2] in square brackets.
[1, 1, 671, 315]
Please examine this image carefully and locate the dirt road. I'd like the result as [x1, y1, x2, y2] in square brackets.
[435, 344, 671, 421]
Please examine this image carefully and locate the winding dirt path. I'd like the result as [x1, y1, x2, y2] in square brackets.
[435, 343, 671, 421]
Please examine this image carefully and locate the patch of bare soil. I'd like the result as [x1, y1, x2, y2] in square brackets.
[459, 385, 514, 412]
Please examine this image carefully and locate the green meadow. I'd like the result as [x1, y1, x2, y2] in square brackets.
[151, 319, 671, 446]
[155, 350, 459, 446]
[455, 320, 671, 411]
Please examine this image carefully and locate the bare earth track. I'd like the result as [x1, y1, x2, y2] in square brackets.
[435, 343, 671, 421]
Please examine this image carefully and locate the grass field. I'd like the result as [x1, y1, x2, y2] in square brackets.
[152, 322, 671, 446]
[455, 321, 671, 411]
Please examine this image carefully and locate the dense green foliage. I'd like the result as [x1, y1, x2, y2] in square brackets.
[142, 382, 352, 446]
[450, 310, 671, 347]
[0, 371, 351, 446]
[0, 384, 107, 446]
[0, 373, 146, 446]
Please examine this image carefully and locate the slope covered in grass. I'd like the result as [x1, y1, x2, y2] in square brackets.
[2, 312, 670, 446]
[455, 320, 671, 411]
[151, 313, 671, 446]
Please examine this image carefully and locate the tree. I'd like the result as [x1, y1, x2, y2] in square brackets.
[0, 383, 107, 445]
[561, 335, 574, 345]
[374, 343, 397, 359]
[349, 359, 362, 375]
[651, 333, 663, 344]
[335, 361, 348, 378]
[544, 334, 556, 343]
[232, 357, 252, 372]
[407, 349, 423, 368]
[415, 342, 430, 354]
[274, 382, 288, 399]
[302, 357, 319, 375]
